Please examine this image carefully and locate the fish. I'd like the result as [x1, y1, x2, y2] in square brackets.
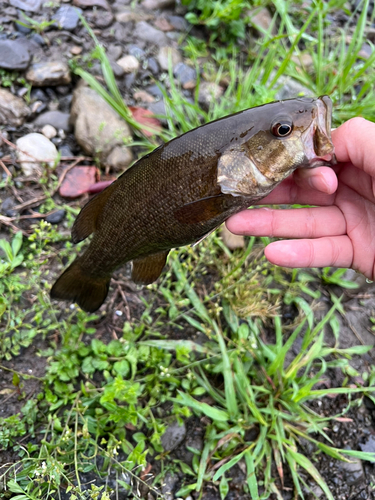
[50, 95, 336, 313]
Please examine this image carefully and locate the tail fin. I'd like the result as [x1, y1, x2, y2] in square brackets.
[50, 258, 110, 312]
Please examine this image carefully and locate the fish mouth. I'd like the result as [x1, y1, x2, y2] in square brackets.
[303, 95, 337, 168]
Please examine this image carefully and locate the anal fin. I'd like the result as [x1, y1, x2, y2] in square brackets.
[131, 250, 170, 285]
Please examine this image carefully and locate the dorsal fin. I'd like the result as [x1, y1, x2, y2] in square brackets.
[71, 183, 116, 244]
[131, 251, 170, 285]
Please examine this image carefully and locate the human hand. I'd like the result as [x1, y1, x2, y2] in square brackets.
[226, 117, 375, 280]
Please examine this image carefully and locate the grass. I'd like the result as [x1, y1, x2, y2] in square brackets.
[1, 0, 375, 498]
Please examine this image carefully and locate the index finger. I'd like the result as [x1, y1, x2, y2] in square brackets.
[332, 117, 375, 176]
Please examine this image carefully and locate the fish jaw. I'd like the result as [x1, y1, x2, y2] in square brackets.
[302, 95, 337, 168]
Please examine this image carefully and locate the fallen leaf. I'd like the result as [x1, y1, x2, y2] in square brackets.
[59, 166, 99, 198]
[88, 179, 116, 194]
[129, 106, 162, 137]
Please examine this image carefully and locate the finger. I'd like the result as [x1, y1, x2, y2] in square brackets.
[264, 235, 353, 269]
[253, 176, 336, 206]
[293, 166, 338, 194]
[226, 206, 346, 238]
[332, 118, 375, 177]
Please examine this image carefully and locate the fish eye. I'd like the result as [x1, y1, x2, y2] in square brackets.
[271, 121, 293, 137]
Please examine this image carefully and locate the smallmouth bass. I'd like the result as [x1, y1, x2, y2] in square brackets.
[51, 96, 336, 312]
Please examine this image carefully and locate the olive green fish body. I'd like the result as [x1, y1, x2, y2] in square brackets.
[51, 96, 336, 312]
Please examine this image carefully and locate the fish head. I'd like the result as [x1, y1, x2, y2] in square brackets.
[218, 96, 336, 197]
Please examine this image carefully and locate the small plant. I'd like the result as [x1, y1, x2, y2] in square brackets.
[15, 13, 56, 36]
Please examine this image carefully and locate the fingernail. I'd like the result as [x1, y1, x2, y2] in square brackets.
[308, 174, 330, 193]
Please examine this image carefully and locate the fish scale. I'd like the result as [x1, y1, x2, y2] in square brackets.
[51, 96, 336, 312]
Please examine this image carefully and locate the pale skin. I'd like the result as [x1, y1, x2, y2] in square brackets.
[226, 117, 375, 280]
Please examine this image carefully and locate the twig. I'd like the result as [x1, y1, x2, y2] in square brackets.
[0, 364, 43, 381]
[0, 215, 28, 235]
[0, 159, 11, 178]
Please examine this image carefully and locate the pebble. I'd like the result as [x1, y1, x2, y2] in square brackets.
[0, 88, 30, 127]
[133, 90, 155, 103]
[338, 457, 365, 486]
[173, 62, 197, 89]
[54, 5, 82, 31]
[73, 0, 110, 9]
[71, 45, 83, 55]
[161, 472, 178, 500]
[116, 55, 140, 73]
[1, 197, 17, 217]
[115, 9, 141, 23]
[9, 0, 42, 12]
[70, 85, 132, 165]
[198, 81, 224, 108]
[128, 45, 145, 59]
[359, 435, 375, 460]
[110, 61, 125, 78]
[167, 15, 188, 31]
[157, 46, 181, 71]
[92, 11, 114, 28]
[142, 0, 175, 9]
[146, 84, 165, 98]
[105, 145, 133, 171]
[275, 75, 311, 100]
[247, 7, 275, 33]
[134, 21, 168, 47]
[107, 44, 123, 60]
[161, 420, 186, 452]
[46, 209, 66, 224]
[0, 39, 31, 71]
[221, 225, 245, 250]
[26, 61, 71, 87]
[16, 133, 59, 177]
[41, 124, 57, 139]
[154, 17, 174, 32]
[147, 57, 159, 74]
[33, 111, 71, 132]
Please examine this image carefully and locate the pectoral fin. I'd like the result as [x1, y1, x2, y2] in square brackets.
[174, 194, 228, 224]
[132, 250, 170, 285]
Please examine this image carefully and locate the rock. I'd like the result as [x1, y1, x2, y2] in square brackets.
[198, 81, 224, 108]
[16, 133, 59, 177]
[1, 197, 17, 217]
[73, 0, 110, 9]
[274, 75, 311, 100]
[134, 21, 168, 47]
[54, 5, 82, 31]
[59, 144, 74, 157]
[148, 100, 167, 123]
[105, 146, 133, 171]
[116, 55, 140, 73]
[133, 90, 155, 103]
[142, 0, 175, 9]
[147, 57, 159, 74]
[107, 45, 123, 60]
[41, 124, 57, 139]
[115, 9, 141, 23]
[359, 42, 373, 59]
[161, 472, 178, 500]
[26, 61, 71, 87]
[291, 53, 314, 72]
[70, 86, 132, 164]
[70, 45, 83, 55]
[0, 88, 30, 127]
[46, 209, 66, 224]
[0, 39, 31, 71]
[157, 46, 181, 71]
[146, 84, 165, 98]
[221, 225, 245, 250]
[128, 45, 145, 59]
[110, 61, 125, 78]
[167, 15, 188, 31]
[173, 62, 197, 89]
[33, 111, 71, 132]
[9, 0, 42, 12]
[359, 435, 375, 460]
[92, 10, 114, 28]
[154, 17, 174, 31]
[339, 457, 365, 486]
[247, 7, 275, 34]
[161, 421, 186, 452]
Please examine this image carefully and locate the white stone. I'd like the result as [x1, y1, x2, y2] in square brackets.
[116, 55, 140, 73]
[41, 124, 57, 139]
[157, 46, 181, 71]
[16, 133, 59, 177]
